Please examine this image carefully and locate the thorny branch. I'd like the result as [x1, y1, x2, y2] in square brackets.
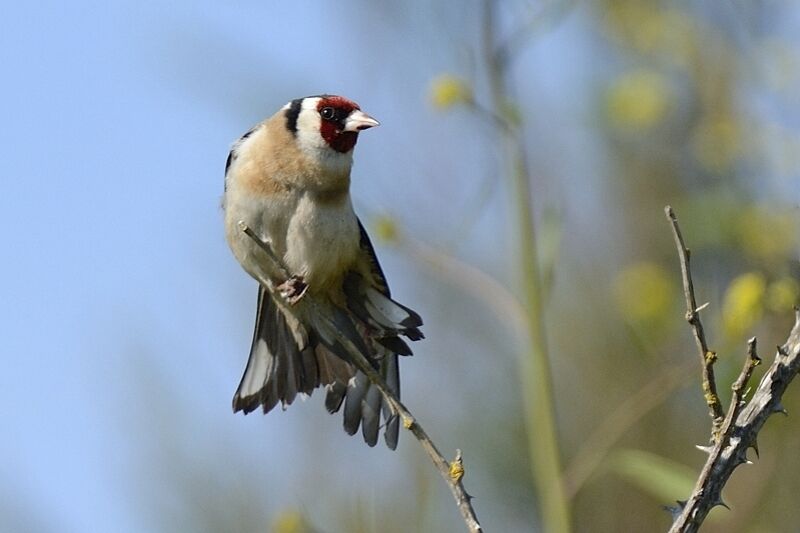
[238, 221, 483, 533]
[665, 206, 725, 437]
[664, 207, 800, 533]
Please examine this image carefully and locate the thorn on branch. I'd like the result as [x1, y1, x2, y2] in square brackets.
[668, 499, 687, 517]
[750, 440, 760, 458]
[695, 302, 710, 313]
[712, 497, 730, 510]
[772, 402, 788, 416]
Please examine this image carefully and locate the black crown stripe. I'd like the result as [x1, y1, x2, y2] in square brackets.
[285, 98, 303, 136]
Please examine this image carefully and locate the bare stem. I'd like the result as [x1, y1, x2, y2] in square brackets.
[239, 222, 483, 533]
[482, 1, 571, 531]
[664, 206, 725, 438]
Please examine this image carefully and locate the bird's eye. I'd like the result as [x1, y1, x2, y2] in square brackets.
[320, 107, 336, 120]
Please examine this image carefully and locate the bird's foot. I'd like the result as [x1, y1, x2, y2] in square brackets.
[277, 276, 308, 305]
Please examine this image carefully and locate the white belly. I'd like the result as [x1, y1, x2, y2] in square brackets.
[283, 193, 360, 291]
[225, 179, 360, 292]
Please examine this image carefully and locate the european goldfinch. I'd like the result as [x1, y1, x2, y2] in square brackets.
[223, 95, 423, 449]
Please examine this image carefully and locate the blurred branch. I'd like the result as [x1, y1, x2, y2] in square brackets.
[663, 209, 800, 533]
[450, 170, 499, 244]
[482, 1, 571, 531]
[468, 100, 515, 135]
[238, 222, 483, 533]
[495, 0, 578, 67]
[665, 206, 726, 437]
[400, 232, 528, 339]
[563, 360, 695, 499]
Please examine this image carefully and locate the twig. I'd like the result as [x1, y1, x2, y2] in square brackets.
[467, 100, 516, 135]
[238, 221, 483, 533]
[663, 208, 800, 532]
[665, 206, 726, 438]
[667, 322, 800, 533]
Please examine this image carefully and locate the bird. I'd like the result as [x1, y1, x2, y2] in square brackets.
[223, 95, 423, 449]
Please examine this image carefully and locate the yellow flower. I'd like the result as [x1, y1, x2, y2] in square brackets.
[614, 262, 675, 324]
[606, 70, 671, 130]
[272, 510, 309, 533]
[723, 272, 766, 336]
[605, 3, 696, 67]
[373, 215, 399, 243]
[691, 114, 742, 173]
[736, 206, 797, 261]
[767, 277, 799, 313]
[429, 74, 472, 109]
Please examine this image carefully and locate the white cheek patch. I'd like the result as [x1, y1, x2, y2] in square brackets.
[296, 97, 325, 152]
[294, 97, 354, 173]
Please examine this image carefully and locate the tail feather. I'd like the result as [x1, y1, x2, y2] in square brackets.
[382, 354, 400, 449]
[233, 287, 319, 414]
[259, 369, 280, 414]
[299, 345, 319, 394]
[377, 336, 413, 356]
[233, 276, 421, 450]
[343, 372, 369, 436]
[325, 278, 421, 450]
[361, 385, 382, 447]
[325, 381, 347, 413]
[328, 347, 401, 450]
[314, 340, 354, 385]
[278, 318, 301, 402]
[233, 285, 274, 414]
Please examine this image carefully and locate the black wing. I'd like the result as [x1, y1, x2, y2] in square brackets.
[357, 218, 391, 295]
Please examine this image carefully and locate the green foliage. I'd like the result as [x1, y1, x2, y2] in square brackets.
[609, 449, 697, 504]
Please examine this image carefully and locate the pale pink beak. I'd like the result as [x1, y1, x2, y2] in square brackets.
[343, 110, 380, 132]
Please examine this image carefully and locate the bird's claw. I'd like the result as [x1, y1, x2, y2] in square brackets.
[277, 276, 308, 305]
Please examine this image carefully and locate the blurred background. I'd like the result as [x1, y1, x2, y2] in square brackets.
[2, 1, 799, 532]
